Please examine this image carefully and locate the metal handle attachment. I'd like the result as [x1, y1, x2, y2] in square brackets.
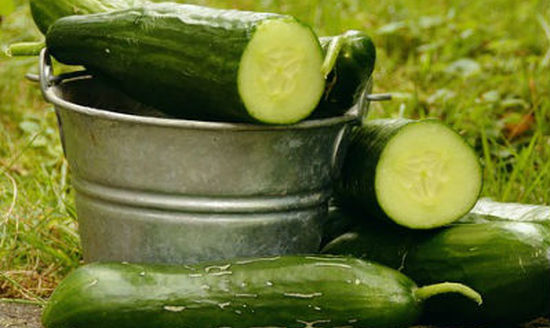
[37, 48, 92, 103]
[350, 77, 393, 124]
[366, 93, 393, 102]
[25, 73, 40, 82]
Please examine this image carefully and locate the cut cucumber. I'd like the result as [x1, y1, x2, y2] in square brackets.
[336, 119, 482, 229]
[376, 120, 482, 227]
[46, 3, 325, 124]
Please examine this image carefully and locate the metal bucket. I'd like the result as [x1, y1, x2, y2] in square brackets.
[37, 49, 386, 265]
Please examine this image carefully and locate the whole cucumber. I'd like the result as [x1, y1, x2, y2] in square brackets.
[460, 198, 550, 227]
[322, 208, 550, 325]
[42, 255, 481, 328]
[314, 30, 376, 117]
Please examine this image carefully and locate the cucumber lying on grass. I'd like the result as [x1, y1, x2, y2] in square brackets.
[460, 198, 550, 226]
[46, 3, 326, 124]
[314, 30, 376, 117]
[335, 118, 482, 229]
[42, 256, 481, 328]
[322, 208, 550, 325]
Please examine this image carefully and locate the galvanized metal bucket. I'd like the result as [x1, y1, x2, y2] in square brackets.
[36, 49, 388, 265]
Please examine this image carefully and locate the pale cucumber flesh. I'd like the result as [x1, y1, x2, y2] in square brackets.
[375, 121, 482, 229]
[238, 18, 325, 124]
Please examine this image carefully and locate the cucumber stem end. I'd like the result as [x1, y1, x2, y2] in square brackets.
[6, 41, 45, 57]
[321, 35, 344, 78]
[414, 282, 483, 305]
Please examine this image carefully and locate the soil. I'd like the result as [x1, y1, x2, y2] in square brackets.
[0, 304, 42, 328]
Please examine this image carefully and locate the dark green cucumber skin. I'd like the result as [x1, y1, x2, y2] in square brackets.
[322, 208, 550, 325]
[334, 119, 413, 223]
[460, 198, 550, 227]
[409, 221, 550, 325]
[314, 30, 376, 117]
[46, 3, 321, 123]
[42, 256, 423, 328]
[321, 205, 360, 246]
[30, 0, 138, 34]
[321, 207, 431, 266]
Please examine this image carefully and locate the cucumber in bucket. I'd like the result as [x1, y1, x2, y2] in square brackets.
[45, 3, 326, 124]
[315, 30, 377, 117]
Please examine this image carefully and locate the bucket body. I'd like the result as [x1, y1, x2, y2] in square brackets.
[41, 52, 357, 264]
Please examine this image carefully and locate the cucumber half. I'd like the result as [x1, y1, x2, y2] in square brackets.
[46, 4, 325, 124]
[337, 119, 482, 229]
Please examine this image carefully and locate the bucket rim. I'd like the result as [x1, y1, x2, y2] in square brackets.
[48, 82, 360, 131]
[40, 50, 361, 131]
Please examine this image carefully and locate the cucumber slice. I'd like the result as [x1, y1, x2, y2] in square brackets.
[238, 19, 325, 124]
[376, 120, 482, 228]
[336, 119, 482, 229]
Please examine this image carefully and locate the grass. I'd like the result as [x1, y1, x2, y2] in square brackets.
[0, 0, 550, 302]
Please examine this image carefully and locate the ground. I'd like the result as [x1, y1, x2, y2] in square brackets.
[1, 0, 550, 322]
[0, 304, 41, 328]
[0, 304, 548, 328]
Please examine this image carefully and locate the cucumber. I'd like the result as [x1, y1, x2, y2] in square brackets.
[26, 0, 373, 120]
[460, 198, 550, 226]
[42, 256, 481, 328]
[320, 207, 429, 265]
[30, 0, 139, 34]
[46, 3, 326, 124]
[321, 205, 360, 247]
[315, 30, 376, 117]
[322, 208, 550, 325]
[335, 119, 482, 229]
[6, 0, 138, 56]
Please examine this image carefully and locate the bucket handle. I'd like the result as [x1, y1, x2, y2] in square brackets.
[36, 48, 93, 104]
[27, 49, 94, 101]
[35, 48, 93, 158]
[348, 77, 392, 124]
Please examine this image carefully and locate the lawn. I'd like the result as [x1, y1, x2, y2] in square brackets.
[1, 0, 550, 303]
